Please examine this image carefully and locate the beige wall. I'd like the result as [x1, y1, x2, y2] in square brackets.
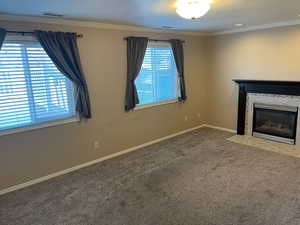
[4, 20, 299, 191]
[207, 25, 300, 130]
[0, 21, 209, 190]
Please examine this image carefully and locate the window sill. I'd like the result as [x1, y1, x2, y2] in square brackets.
[134, 99, 179, 111]
[0, 116, 80, 137]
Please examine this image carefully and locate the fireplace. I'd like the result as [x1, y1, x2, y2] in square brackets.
[252, 103, 298, 144]
[233, 80, 300, 146]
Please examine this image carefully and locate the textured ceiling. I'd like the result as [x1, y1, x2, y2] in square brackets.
[1, 0, 300, 32]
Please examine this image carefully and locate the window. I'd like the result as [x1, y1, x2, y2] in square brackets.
[135, 42, 179, 107]
[0, 38, 76, 133]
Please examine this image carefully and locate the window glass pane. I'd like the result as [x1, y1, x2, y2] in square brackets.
[135, 43, 178, 106]
[0, 40, 76, 131]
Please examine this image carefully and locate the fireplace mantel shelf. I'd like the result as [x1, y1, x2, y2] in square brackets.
[233, 80, 300, 135]
[234, 80, 300, 85]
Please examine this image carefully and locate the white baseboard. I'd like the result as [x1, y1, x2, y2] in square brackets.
[0, 124, 206, 196]
[204, 124, 236, 134]
[0, 124, 236, 196]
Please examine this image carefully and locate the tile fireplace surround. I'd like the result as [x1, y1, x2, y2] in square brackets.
[234, 80, 300, 145]
[245, 93, 300, 146]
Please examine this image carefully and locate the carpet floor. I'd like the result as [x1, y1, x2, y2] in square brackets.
[1, 128, 300, 225]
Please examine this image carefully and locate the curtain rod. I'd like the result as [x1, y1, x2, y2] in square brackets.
[123, 37, 185, 43]
[6, 30, 83, 38]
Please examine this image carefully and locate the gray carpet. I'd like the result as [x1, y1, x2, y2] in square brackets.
[1, 128, 300, 225]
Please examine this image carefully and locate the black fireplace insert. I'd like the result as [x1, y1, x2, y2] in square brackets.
[252, 103, 298, 144]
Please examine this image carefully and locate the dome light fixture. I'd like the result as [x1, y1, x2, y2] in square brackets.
[176, 0, 212, 20]
[234, 24, 244, 27]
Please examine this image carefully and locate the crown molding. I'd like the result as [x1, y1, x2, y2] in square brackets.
[0, 14, 208, 36]
[2, 13, 300, 37]
[212, 19, 300, 35]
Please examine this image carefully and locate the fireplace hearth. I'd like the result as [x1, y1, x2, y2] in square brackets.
[252, 103, 298, 144]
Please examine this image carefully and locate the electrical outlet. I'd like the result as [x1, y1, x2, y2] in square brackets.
[184, 116, 188, 121]
[94, 141, 100, 149]
[197, 113, 201, 118]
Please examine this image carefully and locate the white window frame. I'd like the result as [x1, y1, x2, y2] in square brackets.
[0, 34, 79, 137]
[134, 41, 180, 110]
[0, 116, 79, 136]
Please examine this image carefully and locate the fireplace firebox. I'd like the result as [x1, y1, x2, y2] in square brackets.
[252, 103, 298, 145]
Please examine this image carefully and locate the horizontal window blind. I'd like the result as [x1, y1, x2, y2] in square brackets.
[0, 40, 76, 131]
[135, 43, 178, 106]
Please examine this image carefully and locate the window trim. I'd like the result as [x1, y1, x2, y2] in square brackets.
[134, 98, 179, 111]
[0, 115, 80, 137]
[135, 41, 180, 110]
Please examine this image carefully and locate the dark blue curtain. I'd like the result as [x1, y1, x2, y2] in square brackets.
[0, 28, 6, 50]
[34, 30, 92, 118]
[125, 37, 148, 111]
[170, 39, 187, 101]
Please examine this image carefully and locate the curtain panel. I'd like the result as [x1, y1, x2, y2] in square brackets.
[125, 37, 149, 111]
[170, 39, 187, 101]
[34, 30, 92, 118]
[0, 28, 6, 50]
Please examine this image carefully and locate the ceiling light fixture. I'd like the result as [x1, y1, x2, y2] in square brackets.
[176, 0, 212, 20]
[234, 24, 244, 27]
